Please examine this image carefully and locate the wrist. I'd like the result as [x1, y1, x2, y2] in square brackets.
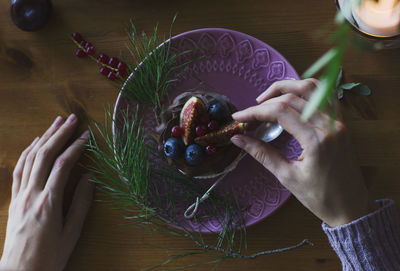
[326, 198, 379, 227]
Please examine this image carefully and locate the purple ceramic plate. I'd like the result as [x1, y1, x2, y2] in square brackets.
[114, 28, 302, 233]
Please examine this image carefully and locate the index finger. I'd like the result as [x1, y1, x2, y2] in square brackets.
[256, 78, 319, 104]
[232, 102, 316, 149]
[28, 114, 79, 190]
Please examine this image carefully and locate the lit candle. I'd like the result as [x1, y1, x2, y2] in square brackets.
[352, 0, 400, 37]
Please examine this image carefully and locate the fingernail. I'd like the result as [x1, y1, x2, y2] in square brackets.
[52, 116, 63, 128]
[256, 92, 266, 103]
[231, 135, 246, 149]
[232, 111, 241, 119]
[66, 113, 77, 124]
[80, 130, 90, 139]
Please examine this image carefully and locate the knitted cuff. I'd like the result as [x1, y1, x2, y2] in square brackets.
[322, 199, 400, 271]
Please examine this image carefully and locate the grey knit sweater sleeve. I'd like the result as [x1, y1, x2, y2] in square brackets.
[322, 199, 400, 271]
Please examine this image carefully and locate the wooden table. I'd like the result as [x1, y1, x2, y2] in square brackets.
[1, 0, 399, 270]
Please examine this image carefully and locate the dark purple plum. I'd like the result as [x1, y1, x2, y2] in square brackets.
[10, 0, 52, 31]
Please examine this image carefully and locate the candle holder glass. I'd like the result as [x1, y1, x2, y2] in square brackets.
[335, 0, 400, 49]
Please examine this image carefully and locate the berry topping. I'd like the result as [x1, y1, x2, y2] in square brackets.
[117, 61, 127, 71]
[75, 48, 86, 58]
[164, 138, 185, 159]
[207, 120, 219, 131]
[86, 47, 95, 55]
[171, 125, 184, 137]
[107, 71, 117, 81]
[199, 113, 210, 124]
[100, 66, 111, 76]
[108, 57, 119, 68]
[205, 145, 217, 155]
[72, 32, 83, 43]
[98, 54, 109, 64]
[185, 144, 204, 165]
[208, 103, 229, 124]
[195, 125, 207, 137]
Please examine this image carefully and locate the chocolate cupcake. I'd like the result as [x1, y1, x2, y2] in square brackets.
[157, 91, 246, 179]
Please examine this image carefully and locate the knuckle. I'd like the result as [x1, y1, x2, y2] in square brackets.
[20, 148, 29, 158]
[305, 131, 319, 146]
[275, 101, 290, 112]
[302, 80, 315, 91]
[53, 156, 69, 170]
[334, 120, 347, 134]
[25, 152, 36, 164]
[304, 78, 319, 87]
[37, 147, 50, 160]
[283, 93, 297, 102]
[270, 80, 281, 89]
[13, 169, 21, 180]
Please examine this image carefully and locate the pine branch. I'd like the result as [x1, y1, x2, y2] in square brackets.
[85, 106, 312, 270]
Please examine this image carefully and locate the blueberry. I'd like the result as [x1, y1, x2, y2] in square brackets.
[185, 144, 204, 165]
[164, 138, 185, 159]
[208, 103, 229, 124]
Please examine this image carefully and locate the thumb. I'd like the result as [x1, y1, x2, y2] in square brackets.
[231, 134, 290, 179]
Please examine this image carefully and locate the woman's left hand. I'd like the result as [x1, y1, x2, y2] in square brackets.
[0, 114, 94, 271]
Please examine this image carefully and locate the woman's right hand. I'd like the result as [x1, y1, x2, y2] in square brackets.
[231, 79, 378, 227]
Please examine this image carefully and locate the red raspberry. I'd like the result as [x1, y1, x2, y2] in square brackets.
[116, 70, 126, 78]
[100, 66, 111, 76]
[86, 47, 95, 55]
[207, 120, 219, 131]
[196, 125, 207, 137]
[98, 54, 109, 64]
[75, 48, 86, 58]
[72, 32, 83, 43]
[117, 61, 127, 71]
[108, 57, 119, 68]
[84, 42, 93, 49]
[205, 145, 216, 155]
[107, 71, 117, 81]
[171, 125, 184, 137]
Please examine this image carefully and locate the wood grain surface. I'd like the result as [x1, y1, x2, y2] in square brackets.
[1, 0, 399, 270]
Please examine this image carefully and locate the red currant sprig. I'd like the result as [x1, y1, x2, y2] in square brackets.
[71, 32, 128, 81]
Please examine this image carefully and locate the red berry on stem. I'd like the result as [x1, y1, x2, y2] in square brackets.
[205, 145, 216, 155]
[75, 48, 86, 58]
[199, 114, 210, 124]
[108, 57, 118, 68]
[207, 120, 219, 131]
[79, 40, 86, 47]
[86, 47, 95, 55]
[85, 42, 93, 49]
[107, 71, 117, 81]
[196, 125, 207, 137]
[72, 32, 83, 43]
[171, 125, 184, 137]
[117, 61, 127, 71]
[100, 66, 111, 76]
[98, 54, 109, 64]
[116, 70, 126, 78]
